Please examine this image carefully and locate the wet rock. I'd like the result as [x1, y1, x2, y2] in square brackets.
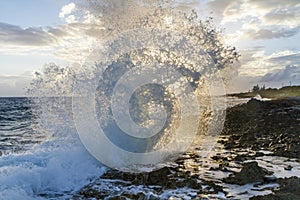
[78, 188, 109, 199]
[109, 192, 147, 200]
[254, 151, 265, 157]
[101, 166, 203, 191]
[250, 177, 300, 200]
[251, 193, 299, 200]
[263, 175, 277, 182]
[276, 177, 300, 196]
[221, 98, 300, 159]
[101, 167, 174, 187]
[201, 180, 227, 195]
[223, 161, 273, 185]
[284, 165, 293, 171]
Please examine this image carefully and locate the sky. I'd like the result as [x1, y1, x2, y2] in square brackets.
[0, 0, 299, 96]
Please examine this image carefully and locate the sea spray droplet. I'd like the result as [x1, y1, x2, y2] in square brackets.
[30, 1, 239, 172]
[72, 19, 230, 172]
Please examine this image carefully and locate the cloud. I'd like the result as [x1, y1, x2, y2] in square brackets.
[208, 0, 236, 16]
[0, 73, 33, 97]
[0, 20, 105, 62]
[263, 7, 300, 28]
[0, 1, 108, 62]
[244, 27, 299, 40]
[268, 51, 300, 66]
[207, 0, 300, 89]
[261, 65, 300, 83]
[238, 50, 300, 77]
[226, 74, 261, 93]
[212, 0, 300, 22]
[59, 3, 77, 22]
[208, 0, 300, 40]
[229, 50, 300, 91]
[0, 23, 60, 46]
[248, 0, 300, 10]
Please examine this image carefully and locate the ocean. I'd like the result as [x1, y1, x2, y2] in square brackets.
[0, 97, 106, 199]
[0, 98, 38, 154]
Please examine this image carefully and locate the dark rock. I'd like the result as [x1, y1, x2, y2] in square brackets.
[101, 166, 174, 187]
[250, 177, 300, 200]
[78, 188, 108, 199]
[254, 151, 265, 157]
[276, 177, 300, 196]
[201, 180, 227, 195]
[251, 193, 300, 200]
[223, 161, 273, 185]
[108, 192, 148, 200]
[263, 175, 278, 182]
[100, 165, 205, 192]
[221, 98, 300, 159]
[284, 165, 293, 171]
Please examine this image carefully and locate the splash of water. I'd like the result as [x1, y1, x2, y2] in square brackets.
[28, 0, 240, 171]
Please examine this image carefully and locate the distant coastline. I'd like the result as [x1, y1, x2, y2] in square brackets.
[228, 85, 300, 99]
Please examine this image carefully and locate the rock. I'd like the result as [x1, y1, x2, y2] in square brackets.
[78, 188, 108, 199]
[263, 175, 278, 182]
[223, 161, 273, 185]
[250, 177, 300, 200]
[221, 98, 300, 159]
[100, 166, 205, 191]
[146, 167, 172, 186]
[254, 151, 265, 157]
[250, 193, 300, 200]
[284, 165, 293, 171]
[108, 192, 149, 200]
[101, 166, 174, 187]
[276, 177, 300, 196]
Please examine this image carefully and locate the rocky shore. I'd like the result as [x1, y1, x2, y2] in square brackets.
[75, 98, 300, 199]
[222, 98, 300, 159]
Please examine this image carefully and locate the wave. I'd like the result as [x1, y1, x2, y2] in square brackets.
[0, 130, 106, 199]
[0, 97, 106, 199]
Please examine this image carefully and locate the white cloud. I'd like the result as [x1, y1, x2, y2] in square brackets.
[263, 7, 300, 28]
[59, 3, 76, 19]
[228, 50, 300, 91]
[261, 65, 300, 83]
[59, 2, 103, 24]
[206, 0, 300, 90]
[59, 2, 81, 24]
[226, 74, 261, 93]
[0, 72, 33, 97]
[238, 49, 300, 77]
[208, 0, 300, 40]
[0, 0, 109, 64]
[244, 27, 299, 40]
[0, 20, 105, 62]
[0, 23, 60, 46]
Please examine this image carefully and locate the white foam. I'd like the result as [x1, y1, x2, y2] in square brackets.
[0, 138, 106, 199]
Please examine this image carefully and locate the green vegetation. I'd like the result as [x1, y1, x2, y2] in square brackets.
[229, 85, 300, 99]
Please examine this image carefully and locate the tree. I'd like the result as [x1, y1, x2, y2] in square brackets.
[252, 84, 260, 92]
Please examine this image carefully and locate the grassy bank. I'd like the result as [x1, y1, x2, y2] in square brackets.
[228, 85, 300, 99]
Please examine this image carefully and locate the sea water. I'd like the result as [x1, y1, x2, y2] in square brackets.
[0, 97, 106, 199]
